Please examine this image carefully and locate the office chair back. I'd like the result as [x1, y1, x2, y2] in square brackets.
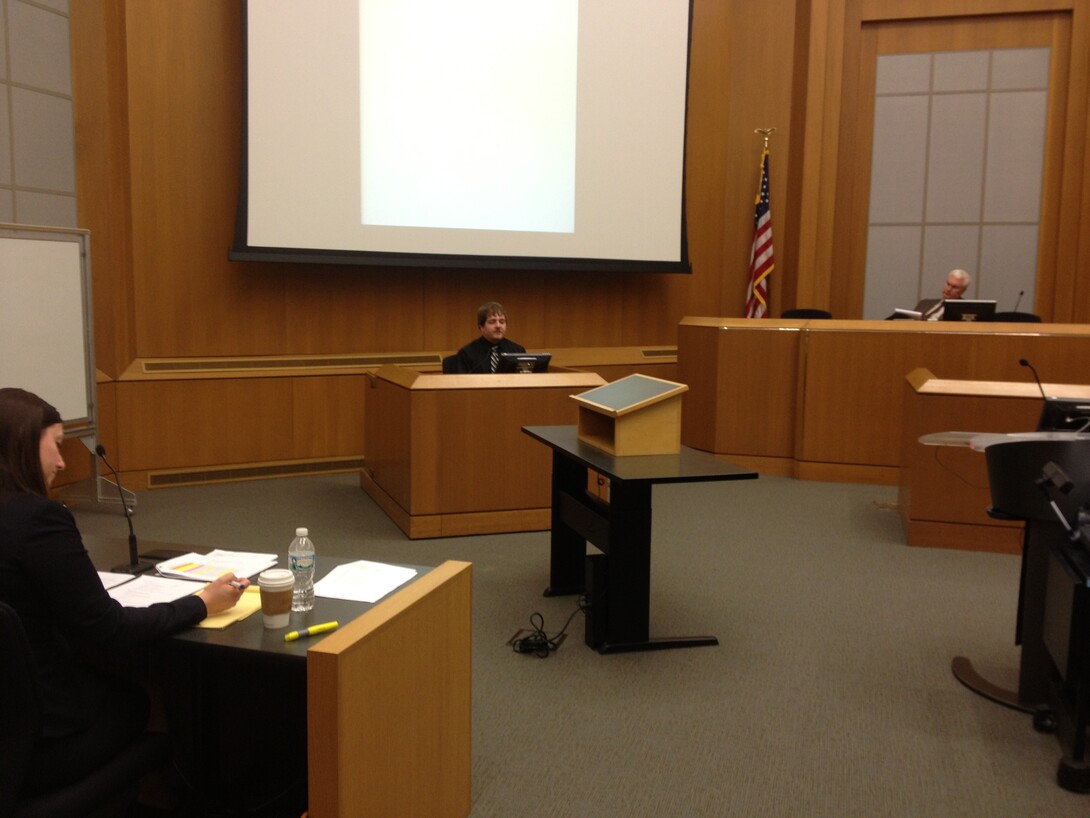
[0, 601, 171, 818]
[441, 354, 461, 374]
[991, 311, 1042, 323]
[781, 308, 832, 319]
[0, 601, 41, 817]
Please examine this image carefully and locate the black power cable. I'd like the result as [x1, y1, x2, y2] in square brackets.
[511, 599, 586, 658]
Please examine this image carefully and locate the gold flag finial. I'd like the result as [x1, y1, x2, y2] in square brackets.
[754, 127, 777, 149]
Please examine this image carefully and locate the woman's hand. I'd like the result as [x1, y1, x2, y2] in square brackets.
[197, 572, 249, 615]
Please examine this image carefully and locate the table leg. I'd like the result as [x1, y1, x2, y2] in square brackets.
[597, 480, 718, 654]
[545, 450, 588, 596]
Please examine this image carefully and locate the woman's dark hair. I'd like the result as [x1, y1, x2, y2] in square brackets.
[0, 387, 62, 497]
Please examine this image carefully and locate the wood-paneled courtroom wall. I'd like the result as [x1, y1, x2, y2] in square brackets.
[69, 1, 1090, 488]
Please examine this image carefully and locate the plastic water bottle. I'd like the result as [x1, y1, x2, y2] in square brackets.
[288, 527, 315, 612]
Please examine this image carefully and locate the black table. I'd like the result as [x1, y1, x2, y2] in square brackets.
[86, 536, 431, 810]
[522, 425, 757, 653]
[85, 536, 431, 658]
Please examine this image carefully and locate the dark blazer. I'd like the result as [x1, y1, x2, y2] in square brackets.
[454, 336, 527, 374]
[0, 492, 206, 737]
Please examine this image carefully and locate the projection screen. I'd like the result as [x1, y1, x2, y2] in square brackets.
[232, 0, 693, 273]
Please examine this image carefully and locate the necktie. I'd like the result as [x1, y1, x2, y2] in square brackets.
[490, 346, 499, 373]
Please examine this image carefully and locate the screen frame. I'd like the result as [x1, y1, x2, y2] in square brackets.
[941, 299, 997, 322]
[229, 1, 694, 275]
[498, 352, 552, 373]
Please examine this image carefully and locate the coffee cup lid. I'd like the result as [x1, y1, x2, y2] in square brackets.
[258, 568, 294, 588]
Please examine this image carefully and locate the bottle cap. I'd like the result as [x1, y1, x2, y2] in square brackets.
[296, 527, 308, 537]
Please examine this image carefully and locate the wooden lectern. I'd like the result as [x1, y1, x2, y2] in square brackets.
[900, 368, 1090, 553]
[570, 374, 687, 456]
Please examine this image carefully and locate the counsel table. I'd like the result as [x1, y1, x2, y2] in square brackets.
[523, 425, 757, 653]
[84, 536, 472, 818]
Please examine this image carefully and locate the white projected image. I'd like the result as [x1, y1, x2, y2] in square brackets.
[239, 0, 691, 268]
[360, 0, 577, 233]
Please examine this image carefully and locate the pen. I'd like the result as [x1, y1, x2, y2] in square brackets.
[284, 621, 339, 642]
[229, 580, 247, 591]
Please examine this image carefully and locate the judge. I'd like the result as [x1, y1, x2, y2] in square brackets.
[915, 268, 972, 320]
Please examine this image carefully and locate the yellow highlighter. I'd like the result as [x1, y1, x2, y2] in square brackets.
[284, 621, 339, 642]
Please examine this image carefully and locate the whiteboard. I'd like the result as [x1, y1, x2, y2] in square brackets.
[0, 225, 95, 431]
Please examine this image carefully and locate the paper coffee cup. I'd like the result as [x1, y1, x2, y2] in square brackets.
[258, 568, 294, 628]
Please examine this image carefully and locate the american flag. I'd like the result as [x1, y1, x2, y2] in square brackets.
[745, 147, 774, 318]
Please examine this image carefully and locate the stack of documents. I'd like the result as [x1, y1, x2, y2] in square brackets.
[154, 550, 277, 581]
[98, 549, 277, 609]
[98, 573, 203, 607]
[313, 560, 417, 603]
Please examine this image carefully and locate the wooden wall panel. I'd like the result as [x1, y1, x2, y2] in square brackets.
[115, 378, 298, 472]
[70, 0, 135, 378]
[68, 0, 1090, 480]
[290, 376, 367, 460]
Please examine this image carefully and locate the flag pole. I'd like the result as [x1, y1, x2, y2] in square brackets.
[745, 128, 777, 319]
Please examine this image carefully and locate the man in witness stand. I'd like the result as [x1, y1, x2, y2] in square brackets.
[910, 268, 972, 320]
[455, 302, 527, 373]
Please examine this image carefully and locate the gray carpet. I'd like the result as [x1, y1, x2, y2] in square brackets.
[70, 473, 1088, 817]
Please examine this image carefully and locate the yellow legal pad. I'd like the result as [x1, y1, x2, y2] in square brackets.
[194, 585, 262, 629]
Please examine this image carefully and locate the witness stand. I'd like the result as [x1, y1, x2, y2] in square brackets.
[362, 365, 605, 538]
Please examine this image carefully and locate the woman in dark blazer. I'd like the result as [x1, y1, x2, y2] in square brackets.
[0, 387, 246, 794]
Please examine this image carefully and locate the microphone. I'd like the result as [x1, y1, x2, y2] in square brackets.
[95, 444, 145, 574]
[1019, 358, 1047, 402]
[1012, 290, 1024, 313]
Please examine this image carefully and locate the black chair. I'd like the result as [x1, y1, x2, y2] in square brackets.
[441, 354, 461, 374]
[781, 308, 832, 319]
[0, 601, 171, 818]
[991, 311, 1042, 323]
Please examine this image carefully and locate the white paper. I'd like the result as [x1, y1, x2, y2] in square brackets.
[155, 549, 277, 582]
[108, 575, 201, 607]
[97, 571, 137, 590]
[313, 560, 417, 604]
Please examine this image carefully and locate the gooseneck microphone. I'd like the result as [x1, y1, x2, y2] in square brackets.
[1019, 358, 1047, 402]
[1012, 290, 1025, 313]
[95, 444, 143, 574]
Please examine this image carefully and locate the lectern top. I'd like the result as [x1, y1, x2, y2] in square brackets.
[571, 373, 687, 417]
